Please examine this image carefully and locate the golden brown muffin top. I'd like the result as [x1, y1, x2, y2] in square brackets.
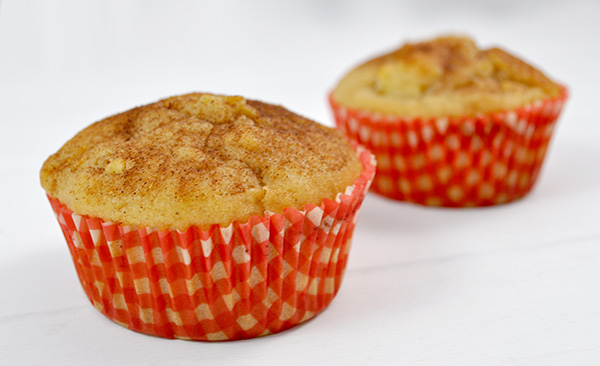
[332, 36, 563, 118]
[41, 93, 362, 230]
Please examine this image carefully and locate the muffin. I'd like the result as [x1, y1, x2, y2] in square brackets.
[41, 93, 375, 341]
[330, 36, 567, 206]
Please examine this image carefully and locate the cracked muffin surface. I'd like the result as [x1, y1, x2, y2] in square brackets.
[40, 93, 362, 230]
[332, 36, 562, 118]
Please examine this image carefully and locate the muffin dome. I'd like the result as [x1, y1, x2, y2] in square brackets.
[41, 93, 362, 229]
[332, 36, 562, 118]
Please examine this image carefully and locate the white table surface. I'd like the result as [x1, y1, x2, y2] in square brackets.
[1, 1, 599, 365]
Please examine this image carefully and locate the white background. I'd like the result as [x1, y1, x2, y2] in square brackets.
[1, 0, 599, 365]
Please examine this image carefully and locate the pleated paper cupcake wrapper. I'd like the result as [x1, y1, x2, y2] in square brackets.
[330, 88, 568, 206]
[47, 145, 375, 341]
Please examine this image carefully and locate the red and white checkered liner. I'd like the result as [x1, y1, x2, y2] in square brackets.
[47, 145, 375, 341]
[330, 88, 568, 206]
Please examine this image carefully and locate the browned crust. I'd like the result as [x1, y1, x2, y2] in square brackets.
[332, 36, 562, 117]
[41, 93, 362, 229]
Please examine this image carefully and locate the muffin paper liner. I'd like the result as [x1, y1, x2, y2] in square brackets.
[47, 145, 375, 341]
[329, 88, 568, 206]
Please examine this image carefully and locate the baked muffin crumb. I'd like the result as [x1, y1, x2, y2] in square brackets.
[332, 36, 562, 118]
[41, 93, 362, 229]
